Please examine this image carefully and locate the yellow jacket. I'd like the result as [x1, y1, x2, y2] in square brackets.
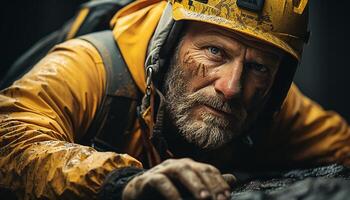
[0, 0, 349, 199]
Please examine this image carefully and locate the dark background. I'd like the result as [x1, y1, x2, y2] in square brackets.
[1, 0, 350, 121]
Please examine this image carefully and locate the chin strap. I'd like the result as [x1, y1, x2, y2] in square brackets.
[151, 89, 175, 160]
[138, 65, 166, 168]
[140, 66, 154, 113]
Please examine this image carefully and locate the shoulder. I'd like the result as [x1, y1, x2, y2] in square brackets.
[50, 38, 104, 65]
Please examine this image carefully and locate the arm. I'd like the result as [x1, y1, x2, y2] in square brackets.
[0, 39, 141, 200]
[258, 84, 350, 167]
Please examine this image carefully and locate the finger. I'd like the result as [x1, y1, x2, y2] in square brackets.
[166, 164, 210, 200]
[196, 165, 231, 200]
[146, 173, 181, 200]
[222, 174, 237, 189]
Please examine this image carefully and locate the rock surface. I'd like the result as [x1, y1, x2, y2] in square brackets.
[231, 164, 350, 200]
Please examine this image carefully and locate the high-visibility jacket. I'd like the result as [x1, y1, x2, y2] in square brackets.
[0, 0, 349, 199]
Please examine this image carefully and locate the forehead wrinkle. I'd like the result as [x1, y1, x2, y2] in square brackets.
[193, 23, 282, 60]
[202, 29, 246, 50]
[188, 21, 283, 55]
[186, 23, 245, 53]
[185, 22, 281, 66]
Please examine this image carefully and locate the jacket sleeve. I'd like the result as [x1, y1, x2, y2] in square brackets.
[259, 84, 350, 167]
[0, 39, 142, 200]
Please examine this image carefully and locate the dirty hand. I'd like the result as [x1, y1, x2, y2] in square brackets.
[122, 158, 236, 200]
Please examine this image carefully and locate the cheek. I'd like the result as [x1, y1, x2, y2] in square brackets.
[182, 51, 212, 77]
[180, 50, 214, 92]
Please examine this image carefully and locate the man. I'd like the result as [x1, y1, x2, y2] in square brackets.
[0, 0, 349, 200]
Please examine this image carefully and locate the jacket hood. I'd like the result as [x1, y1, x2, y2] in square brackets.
[110, 0, 167, 92]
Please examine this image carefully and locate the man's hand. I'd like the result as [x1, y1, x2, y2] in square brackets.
[122, 158, 236, 200]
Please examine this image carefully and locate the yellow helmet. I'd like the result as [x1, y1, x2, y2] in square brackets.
[170, 0, 309, 61]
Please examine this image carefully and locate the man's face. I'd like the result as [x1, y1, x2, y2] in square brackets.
[164, 22, 282, 150]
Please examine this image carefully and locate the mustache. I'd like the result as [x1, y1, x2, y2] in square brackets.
[182, 87, 245, 119]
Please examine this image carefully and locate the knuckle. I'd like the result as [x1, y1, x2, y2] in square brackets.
[164, 158, 174, 163]
[162, 159, 175, 166]
[150, 173, 166, 183]
[181, 157, 194, 163]
[204, 165, 220, 174]
[156, 173, 167, 180]
[212, 167, 221, 174]
[179, 162, 192, 171]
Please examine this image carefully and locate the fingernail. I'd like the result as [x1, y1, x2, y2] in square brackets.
[200, 190, 210, 199]
[225, 190, 231, 198]
[217, 193, 227, 200]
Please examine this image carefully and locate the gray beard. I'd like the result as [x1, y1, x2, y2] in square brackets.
[164, 61, 248, 150]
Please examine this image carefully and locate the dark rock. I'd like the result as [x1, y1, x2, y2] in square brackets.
[231, 164, 350, 200]
[233, 178, 350, 200]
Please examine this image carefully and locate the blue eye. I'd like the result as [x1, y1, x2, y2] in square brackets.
[246, 62, 268, 73]
[208, 46, 221, 55]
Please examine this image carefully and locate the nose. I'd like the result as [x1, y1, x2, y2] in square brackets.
[213, 60, 244, 100]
